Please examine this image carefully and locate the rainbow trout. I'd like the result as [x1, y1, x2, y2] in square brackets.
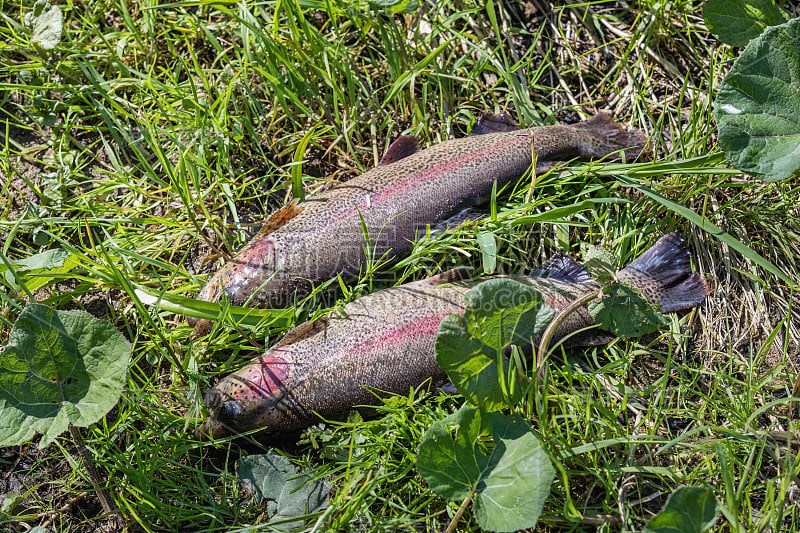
[197, 233, 710, 439]
[193, 114, 646, 333]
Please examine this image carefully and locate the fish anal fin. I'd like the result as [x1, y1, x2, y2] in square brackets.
[430, 207, 485, 236]
[534, 161, 561, 174]
[273, 317, 328, 348]
[536, 254, 592, 284]
[379, 135, 419, 165]
[254, 200, 303, 240]
[471, 113, 521, 135]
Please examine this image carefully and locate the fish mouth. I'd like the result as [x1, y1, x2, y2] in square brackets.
[195, 353, 292, 439]
[195, 388, 224, 440]
[195, 390, 243, 440]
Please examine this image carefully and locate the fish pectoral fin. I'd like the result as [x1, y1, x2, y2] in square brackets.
[379, 135, 419, 165]
[253, 199, 304, 240]
[534, 160, 562, 173]
[430, 207, 485, 236]
[471, 113, 521, 135]
[273, 317, 328, 348]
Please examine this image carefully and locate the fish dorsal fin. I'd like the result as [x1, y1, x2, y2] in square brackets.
[419, 267, 475, 287]
[253, 200, 303, 240]
[536, 254, 592, 283]
[379, 135, 419, 165]
[471, 113, 521, 135]
[272, 317, 328, 349]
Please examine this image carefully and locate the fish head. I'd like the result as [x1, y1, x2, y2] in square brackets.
[190, 238, 286, 336]
[195, 353, 292, 439]
[215, 237, 278, 303]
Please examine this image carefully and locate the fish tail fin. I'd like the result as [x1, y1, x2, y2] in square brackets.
[616, 233, 712, 312]
[572, 113, 650, 161]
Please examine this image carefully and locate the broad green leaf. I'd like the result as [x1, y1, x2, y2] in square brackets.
[23, 0, 63, 50]
[476, 231, 497, 274]
[1, 248, 76, 292]
[415, 405, 484, 500]
[437, 314, 512, 411]
[7, 248, 69, 271]
[702, 0, 788, 47]
[463, 279, 554, 349]
[644, 486, 720, 533]
[436, 279, 554, 410]
[588, 284, 670, 338]
[0, 304, 131, 449]
[715, 18, 800, 182]
[237, 453, 329, 531]
[0, 491, 24, 515]
[0, 490, 38, 522]
[474, 411, 555, 531]
[417, 405, 555, 532]
[581, 244, 617, 284]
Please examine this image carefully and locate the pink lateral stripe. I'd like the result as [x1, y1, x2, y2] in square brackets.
[333, 135, 523, 224]
[351, 310, 461, 354]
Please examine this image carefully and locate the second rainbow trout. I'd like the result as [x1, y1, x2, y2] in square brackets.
[197, 233, 710, 439]
[194, 114, 647, 332]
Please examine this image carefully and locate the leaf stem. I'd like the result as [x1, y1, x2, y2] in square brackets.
[68, 425, 116, 516]
[536, 286, 604, 378]
[445, 487, 476, 533]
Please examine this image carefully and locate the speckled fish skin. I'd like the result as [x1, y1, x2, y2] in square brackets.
[194, 115, 647, 321]
[197, 233, 710, 439]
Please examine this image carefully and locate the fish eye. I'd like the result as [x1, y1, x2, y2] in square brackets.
[220, 400, 243, 421]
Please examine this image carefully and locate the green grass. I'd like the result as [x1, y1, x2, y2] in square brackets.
[1, 0, 800, 531]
